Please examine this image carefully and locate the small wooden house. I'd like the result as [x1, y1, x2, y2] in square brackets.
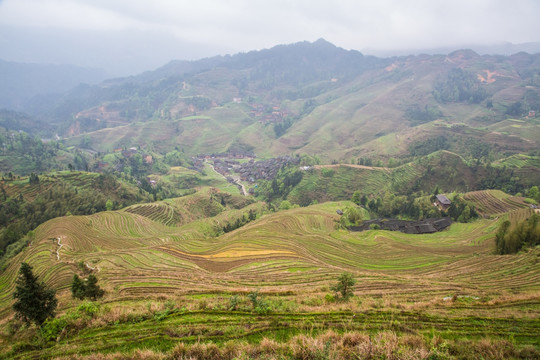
[435, 194, 451, 210]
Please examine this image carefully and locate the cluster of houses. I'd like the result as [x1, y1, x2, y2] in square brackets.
[235, 156, 300, 182]
[192, 152, 256, 173]
[212, 158, 241, 176]
[112, 147, 153, 164]
[203, 155, 300, 183]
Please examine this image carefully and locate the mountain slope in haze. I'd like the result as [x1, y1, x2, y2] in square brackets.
[0, 59, 108, 114]
[0, 109, 52, 135]
[45, 39, 387, 132]
[16, 40, 540, 163]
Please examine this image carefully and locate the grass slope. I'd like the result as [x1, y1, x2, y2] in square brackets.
[0, 193, 538, 357]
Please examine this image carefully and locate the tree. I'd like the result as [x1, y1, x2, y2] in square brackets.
[340, 206, 363, 227]
[71, 274, 104, 300]
[351, 191, 362, 205]
[71, 274, 86, 300]
[279, 200, 292, 210]
[12, 262, 57, 326]
[331, 272, 356, 301]
[528, 186, 539, 202]
[495, 215, 540, 254]
[84, 274, 104, 300]
[105, 199, 114, 211]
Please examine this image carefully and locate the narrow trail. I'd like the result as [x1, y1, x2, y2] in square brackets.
[315, 164, 391, 173]
[85, 263, 100, 273]
[232, 176, 248, 196]
[206, 160, 248, 196]
[56, 237, 63, 261]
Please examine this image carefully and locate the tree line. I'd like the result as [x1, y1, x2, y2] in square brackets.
[352, 190, 478, 223]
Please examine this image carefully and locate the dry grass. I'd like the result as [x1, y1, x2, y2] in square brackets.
[55, 330, 534, 360]
[59, 349, 167, 360]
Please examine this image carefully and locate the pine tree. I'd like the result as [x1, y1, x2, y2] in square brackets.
[84, 274, 104, 300]
[12, 262, 57, 326]
[71, 274, 86, 300]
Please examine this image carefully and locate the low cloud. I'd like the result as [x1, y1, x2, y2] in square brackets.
[1, 0, 539, 75]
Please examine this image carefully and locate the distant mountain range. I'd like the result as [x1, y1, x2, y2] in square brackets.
[362, 41, 540, 57]
[0, 59, 109, 112]
[1, 40, 539, 163]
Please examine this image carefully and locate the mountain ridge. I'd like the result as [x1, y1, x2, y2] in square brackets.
[2, 40, 540, 164]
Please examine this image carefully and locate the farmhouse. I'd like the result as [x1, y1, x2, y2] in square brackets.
[435, 194, 451, 210]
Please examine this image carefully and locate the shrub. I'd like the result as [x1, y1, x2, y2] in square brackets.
[71, 274, 86, 300]
[324, 293, 336, 303]
[229, 295, 240, 311]
[40, 317, 68, 342]
[279, 200, 292, 210]
[495, 214, 540, 254]
[85, 274, 105, 300]
[331, 273, 356, 301]
[247, 290, 270, 314]
[76, 301, 100, 318]
[321, 168, 335, 177]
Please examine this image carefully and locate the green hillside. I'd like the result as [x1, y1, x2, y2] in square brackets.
[283, 151, 537, 206]
[0, 171, 151, 265]
[0, 192, 538, 358]
[0, 41, 539, 360]
[54, 45, 540, 165]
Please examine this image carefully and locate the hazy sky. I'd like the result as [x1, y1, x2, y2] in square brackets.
[1, 0, 539, 76]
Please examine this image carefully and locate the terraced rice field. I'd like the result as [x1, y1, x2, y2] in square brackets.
[124, 203, 181, 226]
[0, 171, 137, 202]
[0, 192, 538, 358]
[289, 166, 391, 204]
[1, 195, 538, 309]
[465, 189, 529, 216]
[390, 163, 421, 192]
[1, 181, 54, 201]
[493, 154, 540, 169]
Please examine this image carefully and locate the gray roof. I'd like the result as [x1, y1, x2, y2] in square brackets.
[436, 194, 451, 205]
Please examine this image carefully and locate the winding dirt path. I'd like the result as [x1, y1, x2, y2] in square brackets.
[206, 160, 248, 196]
[56, 237, 63, 261]
[231, 176, 247, 196]
[315, 164, 391, 173]
[85, 262, 100, 273]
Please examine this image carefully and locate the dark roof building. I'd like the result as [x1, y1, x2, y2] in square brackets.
[436, 194, 451, 206]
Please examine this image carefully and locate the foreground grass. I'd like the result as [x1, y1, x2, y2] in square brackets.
[2, 291, 539, 359]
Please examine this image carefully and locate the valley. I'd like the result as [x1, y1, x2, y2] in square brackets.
[0, 40, 538, 359]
